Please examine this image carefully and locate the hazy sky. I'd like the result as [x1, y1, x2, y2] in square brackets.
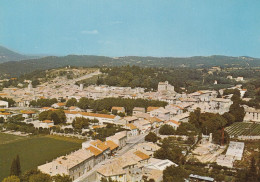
[0, 0, 260, 57]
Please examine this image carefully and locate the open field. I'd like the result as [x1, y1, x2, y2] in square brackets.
[0, 134, 82, 180]
[225, 122, 260, 136]
[0, 133, 26, 144]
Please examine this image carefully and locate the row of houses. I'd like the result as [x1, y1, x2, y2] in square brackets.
[38, 131, 127, 181]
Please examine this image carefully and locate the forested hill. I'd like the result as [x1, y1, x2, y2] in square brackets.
[0, 54, 260, 77]
[0, 46, 39, 63]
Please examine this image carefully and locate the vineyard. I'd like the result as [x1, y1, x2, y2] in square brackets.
[225, 122, 260, 136]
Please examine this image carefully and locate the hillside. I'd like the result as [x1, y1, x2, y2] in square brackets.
[0, 46, 40, 63]
[0, 54, 260, 77]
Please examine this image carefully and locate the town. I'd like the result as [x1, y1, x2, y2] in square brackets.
[1, 65, 260, 182]
[1, 1, 260, 182]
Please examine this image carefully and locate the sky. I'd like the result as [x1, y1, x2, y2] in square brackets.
[0, 0, 260, 57]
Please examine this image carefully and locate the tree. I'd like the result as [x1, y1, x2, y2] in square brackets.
[145, 132, 159, 143]
[159, 125, 175, 135]
[212, 130, 229, 145]
[66, 98, 77, 107]
[163, 165, 188, 182]
[0, 117, 4, 123]
[229, 103, 245, 122]
[222, 112, 235, 126]
[2, 176, 20, 182]
[16, 155, 21, 176]
[154, 138, 183, 164]
[39, 111, 49, 121]
[189, 108, 201, 129]
[51, 174, 72, 182]
[28, 173, 51, 182]
[247, 157, 258, 182]
[72, 117, 89, 129]
[10, 155, 21, 176]
[77, 97, 93, 110]
[20, 169, 41, 182]
[111, 109, 117, 115]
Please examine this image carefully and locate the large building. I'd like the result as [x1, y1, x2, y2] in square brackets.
[157, 81, 175, 92]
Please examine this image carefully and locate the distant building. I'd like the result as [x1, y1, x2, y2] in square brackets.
[158, 81, 175, 92]
[0, 100, 8, 108]
[235, 77, 244, 82]
[111, 107, 126, 113]
[132, 107, 145, 115]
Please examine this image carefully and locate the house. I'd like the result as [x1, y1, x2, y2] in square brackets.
[68, 106, 82, 112]
[38, 149, 95, 181]
[111, 107, 125, 114]
[134, 142, 160, 156]
[51, 102, 66, 108]
[149, 107, 170, 121]
[21, 110, 36, 119]
[122, 116, 138, 124]
[106, 131, 127, 149]
[104, 140, 119, 155]
[96, 158, 127, 182]
[0, 100, 8, 108]
[147, 107, 160, 114]
[82, 139, 111, 165]
[144, 158, 177, 171]
[166, 120, 181, 130]
[126, 123, 139, 137]
[65, 111, 120, 124]
[209, 98, 233, 114]
[171, 113, 190, 122]
[134, 120, 152, 134]
[39, 120, 54, 128]
[0, 112, 11, 121]
[149, 117, 164, 128]
[132, 107, 145, 115]
[244, 106, 260, 122]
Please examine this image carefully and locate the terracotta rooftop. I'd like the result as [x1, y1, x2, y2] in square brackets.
[169, 120, 181, 126]
[87, 146, 103, 156]
[105, 140, 119, 151]
[42, 120, 53, 123]
[21, 110, 35, 114]
[147, 107, 160, 112]
[134, 150, 150, 160]
[111, 107, 125, 112]
[126, 123, 138, 130]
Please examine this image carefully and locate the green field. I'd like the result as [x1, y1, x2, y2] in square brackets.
[225, 122, 260, 136]
[0, 134, 82, 180]
[0, 133, 26, 144]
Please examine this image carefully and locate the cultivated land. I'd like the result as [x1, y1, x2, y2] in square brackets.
[225, 122, 260, 136]
[0, 134, 82, 180]
[0, 133, 25, 144]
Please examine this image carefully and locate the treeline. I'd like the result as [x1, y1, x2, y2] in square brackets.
[97, 66, 204, 92]
[29, 98, 58, 107]
[68, 97, 167, 115]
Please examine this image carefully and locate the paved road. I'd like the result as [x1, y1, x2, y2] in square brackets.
[75, 134, 146, 182]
